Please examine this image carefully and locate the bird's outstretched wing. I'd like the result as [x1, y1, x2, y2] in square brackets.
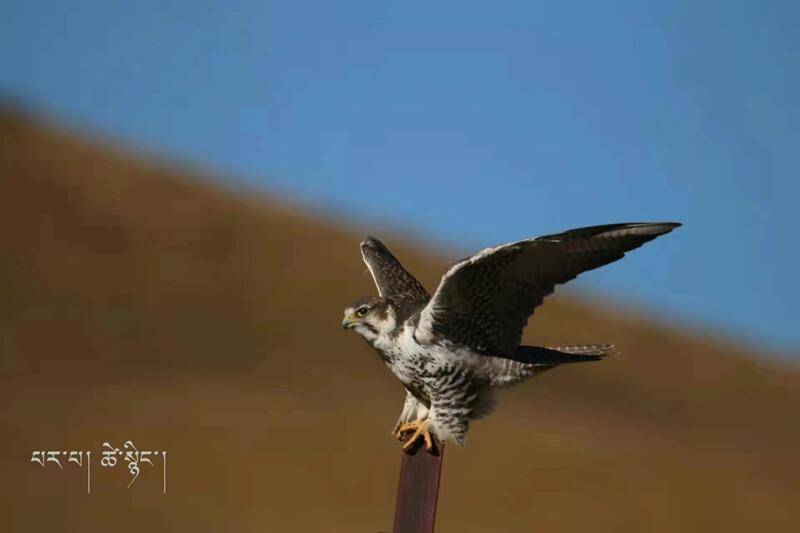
[361, 236, 430, 300]
[417, 222, 681, 356]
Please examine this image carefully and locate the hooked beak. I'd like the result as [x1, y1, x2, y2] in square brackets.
[341, 315, 356, 330]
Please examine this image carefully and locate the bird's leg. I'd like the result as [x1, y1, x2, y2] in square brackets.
[400, 419, 435, 451]
[393, 390, 426, 441]
[392, 420, 412, 441]
[394, 419, 421, 441]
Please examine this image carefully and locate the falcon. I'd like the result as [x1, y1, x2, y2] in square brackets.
[341, 222, 680, 451]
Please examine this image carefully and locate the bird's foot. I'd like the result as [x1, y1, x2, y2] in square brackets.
[393, 420, 420, 441]
[392, 421, 408, 441]
[399, 420, 435, 452]
[392, 420, 422, 442]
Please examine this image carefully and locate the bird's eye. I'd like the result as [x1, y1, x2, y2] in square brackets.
[356, 307, 369, 317]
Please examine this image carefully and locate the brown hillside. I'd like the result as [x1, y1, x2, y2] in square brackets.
[2, 108, 799, 532]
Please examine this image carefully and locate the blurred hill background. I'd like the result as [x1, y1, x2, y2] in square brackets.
[4, 1, 800, 354]
[2, 107, 799, 532]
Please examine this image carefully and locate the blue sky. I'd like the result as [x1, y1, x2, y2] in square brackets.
[2, 1, 798, 356]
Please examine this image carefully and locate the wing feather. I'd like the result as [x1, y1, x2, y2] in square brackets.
[418, 222, 680, 355]
[360, 236, 430, 300]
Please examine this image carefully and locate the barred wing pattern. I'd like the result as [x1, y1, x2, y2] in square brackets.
[418, 223, 681, 356]
[361, 236, 430, 300]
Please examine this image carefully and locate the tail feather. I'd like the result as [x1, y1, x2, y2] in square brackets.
[513, 344, 615, 366]
[547, 344, 616, 358]
[486, 344, 614, 388]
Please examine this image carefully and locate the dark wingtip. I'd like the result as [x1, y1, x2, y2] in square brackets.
[539, 222, 683, 242]
[645, 222, 682, 235]
[361, 235, 385, 250]
[620, 222, 682, 236]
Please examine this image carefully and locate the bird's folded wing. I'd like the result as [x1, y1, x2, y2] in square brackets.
[417, 222, 681, 356]
[361, 236, 430, 300]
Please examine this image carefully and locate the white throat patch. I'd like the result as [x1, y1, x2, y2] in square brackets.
[356, 306, 398, 349]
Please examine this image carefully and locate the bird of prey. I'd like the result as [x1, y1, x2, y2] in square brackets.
[341, 222, 680, 451]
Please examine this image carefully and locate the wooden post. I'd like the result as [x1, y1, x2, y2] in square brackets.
[392, 443, 444, 533]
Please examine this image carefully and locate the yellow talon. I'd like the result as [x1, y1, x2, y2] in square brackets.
[394, 421, 418, 441]
[400, 420, 435, 451]
[394, 421, 424, 441]
[392, 422, 407, 441]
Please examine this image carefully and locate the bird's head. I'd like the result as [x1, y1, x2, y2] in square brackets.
[341, 296, 395, 342]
